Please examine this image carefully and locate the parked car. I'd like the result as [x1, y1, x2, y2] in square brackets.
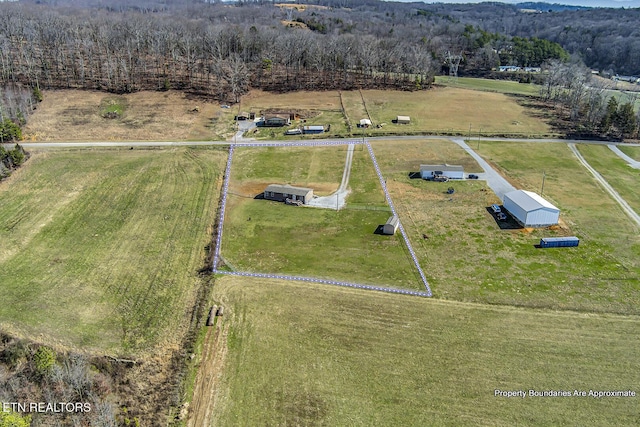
[468, 174, 479, 179]
[497, 212, 507, 221]
[491, 204, 502, 213]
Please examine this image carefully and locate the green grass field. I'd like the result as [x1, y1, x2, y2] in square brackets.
[220, 145, 421, 289]
[576, 144, 640, 214]
[347, 88, 552, 137]
[210, 276, 640, 426]
[0, 148, 226, 354]
[434, 76, 541, 96]
[370, 139, 640, 315]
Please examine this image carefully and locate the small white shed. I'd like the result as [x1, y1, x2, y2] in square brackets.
[396, 116, 411, 124]
[502, 190, 560, 228]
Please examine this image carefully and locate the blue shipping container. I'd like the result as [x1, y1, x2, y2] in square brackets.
[540, 236, 580, 248]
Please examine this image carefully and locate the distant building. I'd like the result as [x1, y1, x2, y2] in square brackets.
[502, 190, 559, 228]
[420, 164, 464, 180]
[359, 118, 372, 128]
[264, 184, 314, 205]
[302, 125, 325, 134]
[382, 216, 399, 235]
[258, 115, 290, 127]
[396, 116, 411, 124]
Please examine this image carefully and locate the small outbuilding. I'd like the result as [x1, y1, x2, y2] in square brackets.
[359, 118, 372, 128]
[264, 184, 314, 205]
[502, 190, 560, 228]
[396, 116, 411, 124]
[302, 125, 325, 134]
[420, 164, 465, 180]
[382, 216, 399, 235]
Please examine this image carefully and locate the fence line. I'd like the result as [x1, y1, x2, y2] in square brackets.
[212, 141, 433, 298]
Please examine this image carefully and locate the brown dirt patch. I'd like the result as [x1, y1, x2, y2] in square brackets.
[24, 90, 233, 142]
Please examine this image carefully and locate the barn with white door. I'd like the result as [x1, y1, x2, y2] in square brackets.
[502, 190, 560, 228]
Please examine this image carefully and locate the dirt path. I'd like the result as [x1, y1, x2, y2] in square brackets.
[307, 143, 355, 210]
[188, 320, 228, 427]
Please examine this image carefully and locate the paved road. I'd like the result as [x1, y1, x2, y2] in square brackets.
[450, 138, 516, 200]
[8, 134, 640, 150]
[608, 144, 640, 169]
[568, 143, 640, 228]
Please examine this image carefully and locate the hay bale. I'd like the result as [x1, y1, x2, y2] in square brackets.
[216, 306, 224, 317]
[206, 306, 216, 326]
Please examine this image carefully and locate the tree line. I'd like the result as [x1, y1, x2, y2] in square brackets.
[0, 0, 575, 101]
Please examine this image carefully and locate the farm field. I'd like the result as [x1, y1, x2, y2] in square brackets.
[220, 144, 421, 289]
[208, 276, 640, 426]
[576, 144, 640, 214]
[342, 87, 554, 137]
[371, 139, 640, 315]
[0, 147, 226, 354]
[23, 90, 236, 142]
[434, 76, 541, 96]
[618, 145, 640, 161]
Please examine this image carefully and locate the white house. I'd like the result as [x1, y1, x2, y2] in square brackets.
[502, 190, 560, 227]
[420, 164, 465, 180]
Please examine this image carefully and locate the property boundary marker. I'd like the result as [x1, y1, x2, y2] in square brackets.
[212, 140, 432, 298]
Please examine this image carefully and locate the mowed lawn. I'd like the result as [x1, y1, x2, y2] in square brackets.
[371, 139, 640, 315]
[221, 145, 421, 289]
[210, 276, 640, 426]
[342, 87, 553, 137]
[0, 148, 226, 354]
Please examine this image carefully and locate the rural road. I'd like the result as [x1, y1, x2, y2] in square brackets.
[608, 144, 640, 169]
[450, 138, 516, 200]
[568, 143, 640, 228]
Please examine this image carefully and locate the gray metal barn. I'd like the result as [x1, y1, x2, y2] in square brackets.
[502, 190, 560, 228]
[264, 184, 314, 204]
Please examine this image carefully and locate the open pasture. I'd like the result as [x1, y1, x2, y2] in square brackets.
[24, 90, 234, 142]
[434, 76, 541, 96]
[371, 139, 640, 315]
[220, 144, 421, 289]
[0, 147, 226, 354]
[209, 276, 640, 426]
[342, 88, 553, 137]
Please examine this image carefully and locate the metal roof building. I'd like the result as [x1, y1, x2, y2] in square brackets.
[264, 184, 314, 205]
[420, 164, 465, 180]
[502, 190, 560, 228]
[382, 216, 399, 235]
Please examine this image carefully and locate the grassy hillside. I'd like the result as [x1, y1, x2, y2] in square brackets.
[210, 276, 640, 426]
[0, 147, 226, 354]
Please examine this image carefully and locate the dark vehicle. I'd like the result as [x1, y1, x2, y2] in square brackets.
[497, 212, 507, 221]
[468, 174, 479, 179]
